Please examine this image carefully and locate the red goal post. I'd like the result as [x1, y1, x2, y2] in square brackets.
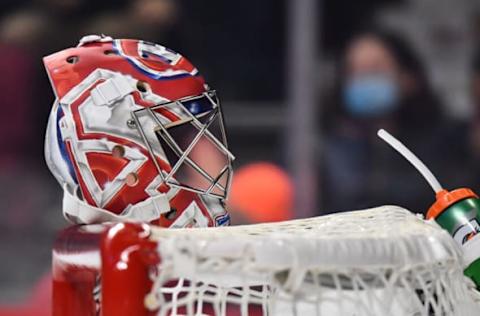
[53, 222, 157, 316]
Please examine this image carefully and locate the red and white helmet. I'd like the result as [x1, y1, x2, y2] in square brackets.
[44, 35, 234, 228]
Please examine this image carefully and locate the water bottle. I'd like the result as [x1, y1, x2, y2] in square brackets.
[378, 129, 480, 288]
[427, 188, 480, 286]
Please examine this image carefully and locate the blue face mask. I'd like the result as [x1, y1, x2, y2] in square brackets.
[343, 75, 399, 117]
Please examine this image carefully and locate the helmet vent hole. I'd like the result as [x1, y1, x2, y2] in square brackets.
[112, 145, 125, 158]
[66, 56, 79, 64]
[165, 208, 177, 220]
[104, 50, 116, 55]
[125, 172, 139, 187]
[136, 81, 150, 93]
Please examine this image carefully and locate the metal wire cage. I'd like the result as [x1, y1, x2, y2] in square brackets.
[132, 90, 235, 200]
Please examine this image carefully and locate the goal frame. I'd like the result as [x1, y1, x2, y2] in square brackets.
[52, 207, 478, 316]
[52, 222, 156, 316]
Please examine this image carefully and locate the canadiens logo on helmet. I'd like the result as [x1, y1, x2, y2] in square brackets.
[44, 35, 234, 227]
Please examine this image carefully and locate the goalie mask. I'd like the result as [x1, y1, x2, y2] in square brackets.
[44, 35, 234, 227]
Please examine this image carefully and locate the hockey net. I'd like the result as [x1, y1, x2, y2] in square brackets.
[52, 206, 480, 316]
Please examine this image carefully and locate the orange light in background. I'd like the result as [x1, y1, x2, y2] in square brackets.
[228, 162, 294, 224]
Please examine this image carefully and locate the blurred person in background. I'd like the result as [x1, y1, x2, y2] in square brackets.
[0, 0, 87, 303]
[319, 28, 471, 214]
[228, 162, 294, 225]
[467, 48, 480, 186]
[470, 50, 480, 158]
[0, 0, 91, 163]
[84, 0, 184, 48]
[0, 3, 63, 233]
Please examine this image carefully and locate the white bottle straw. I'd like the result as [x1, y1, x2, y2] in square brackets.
[377, 129, 443, 194]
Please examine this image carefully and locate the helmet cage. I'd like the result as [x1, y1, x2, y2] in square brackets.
[132, 90, 234, 200]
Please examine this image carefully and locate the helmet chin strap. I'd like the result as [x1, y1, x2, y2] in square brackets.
[62, 184, 171, 224]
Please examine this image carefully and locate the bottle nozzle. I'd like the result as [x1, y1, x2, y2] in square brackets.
[377, 129, 443, 194]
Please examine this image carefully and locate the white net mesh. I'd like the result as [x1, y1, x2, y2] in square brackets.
[144, 206, 479, 316]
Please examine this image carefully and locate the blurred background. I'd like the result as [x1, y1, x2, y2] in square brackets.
[2, 0, 480, 310]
